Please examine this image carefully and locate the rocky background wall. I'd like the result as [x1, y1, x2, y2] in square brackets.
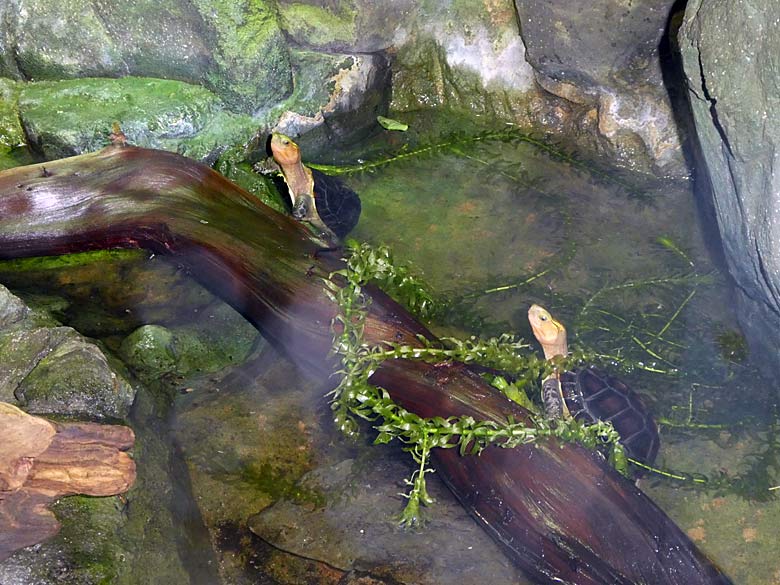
[0, 0, 685, 175]
[679, 0, 780, 378]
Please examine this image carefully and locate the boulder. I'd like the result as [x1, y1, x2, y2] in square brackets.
[0, 284, 135, 419]
[679, 0, 780, 377]
[514, 0, 685, 175]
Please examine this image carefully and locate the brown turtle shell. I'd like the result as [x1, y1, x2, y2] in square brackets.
[560, 367, 659, 467]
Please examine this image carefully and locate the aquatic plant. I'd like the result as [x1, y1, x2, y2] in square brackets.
[325, 241, 628, 525]
[308, 126, 646, 198]
[327, 241, 780, 509]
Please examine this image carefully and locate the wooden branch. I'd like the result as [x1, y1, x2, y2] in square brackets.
[0, 146, 732, 584]
[0, 402, 135, 561]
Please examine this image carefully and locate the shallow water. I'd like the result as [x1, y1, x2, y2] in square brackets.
[1, 115, 778, 584]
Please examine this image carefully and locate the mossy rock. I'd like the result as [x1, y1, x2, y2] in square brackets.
[119, 302, 260, 382]
[17, 76, 256, 159]
[11, 0, 123, 80]
[0, 78, 31, 171]
[190, 0, 293, 112]
[118, 324, 178, 380]
[277, 1, 358, 50]
[15, 334, 136, 419]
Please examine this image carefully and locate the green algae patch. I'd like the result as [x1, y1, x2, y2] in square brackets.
[172, 346, 325, 529]
[191, 0, 293, 112]
[158, 109, 258, 161]
[46, 495, 128, 584]
[18, 77, 226, 158]
[0, 249, 144, 273]
[0, 78, 31, 171]
[278, 2, 358, 48]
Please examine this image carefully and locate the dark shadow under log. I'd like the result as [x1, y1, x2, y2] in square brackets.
[0, 145, 733, 584]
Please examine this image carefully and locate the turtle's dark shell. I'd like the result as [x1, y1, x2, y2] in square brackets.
[312, 169, 361, 239]
[560, 367, 659, 467]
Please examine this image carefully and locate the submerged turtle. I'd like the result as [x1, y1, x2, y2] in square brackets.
[270, 133, 361, 241]
[528, 304, 660, 468]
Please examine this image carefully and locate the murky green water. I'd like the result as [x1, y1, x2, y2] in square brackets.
[1, 114, 778, 584]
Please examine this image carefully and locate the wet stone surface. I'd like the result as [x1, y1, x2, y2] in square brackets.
[249, 456, 527, 585]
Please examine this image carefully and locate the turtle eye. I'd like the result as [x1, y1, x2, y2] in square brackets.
[539, 314, 548, 321]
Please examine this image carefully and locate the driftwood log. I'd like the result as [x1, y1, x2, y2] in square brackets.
[0, 145, 733, 584]
[0, 402, 135, 561]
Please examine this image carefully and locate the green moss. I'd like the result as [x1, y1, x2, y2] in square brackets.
[215, 147, 288, 213]
[192, 0, 293, 111]
[0, 249, 144, 273]
[0, 77, 31, 170]
[0, 78, 24, 148]
[238, 461, 326, 506]
[277, 2, 357, 47]
[46, 495, 127, 584]
[19, 77, 223, 158]
[159, 109, 258, 160]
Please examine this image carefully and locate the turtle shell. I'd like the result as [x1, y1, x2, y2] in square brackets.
[560, 367, 659, 467]
[312, 169, 361, 239]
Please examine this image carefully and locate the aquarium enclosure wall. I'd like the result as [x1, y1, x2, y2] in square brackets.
[1, 1, 779, 584]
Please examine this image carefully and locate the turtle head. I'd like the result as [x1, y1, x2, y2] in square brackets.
[270, 133, 302, 166]
[528, 304, 568, 360]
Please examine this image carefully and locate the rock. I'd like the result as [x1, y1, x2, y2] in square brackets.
[0, 282, 27, 327]
[119, 302, 260, 382]
[248, 457, 527, 585]
[15, 336, 136, 419]
[388, 7, 538, 123]
[119, 325, 178, 380]
[0, 79, 27, 170]
[277, 0, 413, 53]
[679, 0, 780, 377]
[272, 50, 391, 148]
[189, 0, 294, 113]
[1, 0, 289, 114]
[0, 285, 136, 418]
[514, 0, 686, 175]
[17, 76, 256, 160]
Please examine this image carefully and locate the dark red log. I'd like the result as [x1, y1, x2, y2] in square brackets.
[0, 146, 732, 584]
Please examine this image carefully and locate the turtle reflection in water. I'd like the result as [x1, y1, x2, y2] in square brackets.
[270, 133, 361, 242]
[528, 304, 660, 469]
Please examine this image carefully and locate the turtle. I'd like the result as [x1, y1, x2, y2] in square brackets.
[528, 304, 660, 468]
[270, 133, 361, 241]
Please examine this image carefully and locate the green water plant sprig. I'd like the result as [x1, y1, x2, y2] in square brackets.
[324, 241, 629, 525]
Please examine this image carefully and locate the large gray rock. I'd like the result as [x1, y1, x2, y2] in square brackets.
[514, 0, 685, 175]
[0, 284, 135, 418]
[679, 0, 780, 376]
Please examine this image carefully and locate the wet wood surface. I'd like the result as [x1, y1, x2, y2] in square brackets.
[0, 402, 135, 561]
[0, 145, 733, 584]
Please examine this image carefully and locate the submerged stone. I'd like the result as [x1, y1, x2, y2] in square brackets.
[248, 456, 527, 584]
[119, 324, 178, 380]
